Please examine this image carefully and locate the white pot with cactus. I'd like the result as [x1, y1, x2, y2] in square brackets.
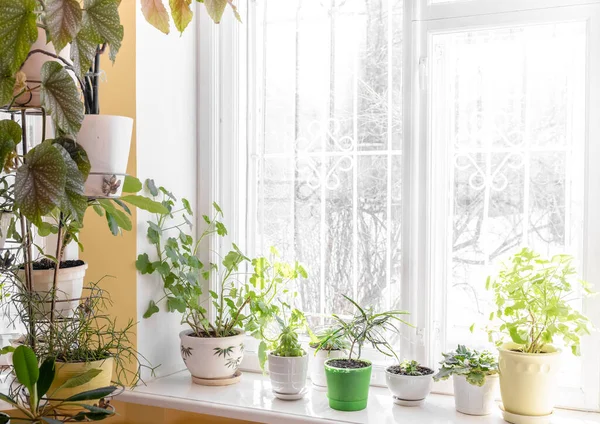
[434, 345, 499, 416]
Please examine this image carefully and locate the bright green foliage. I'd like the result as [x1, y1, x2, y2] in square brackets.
[309, 327, 348, 352]
[270, 309, 305, 358]
[1, 346, 117, 423]
[316, 295, 411, 362]
[0, 0, 38, 74]
[433, 345, 498, 386]
[398, 359, 429, 376]
[485, 248, 594, 355]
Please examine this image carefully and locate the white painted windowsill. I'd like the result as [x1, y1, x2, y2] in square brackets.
[118, 371, 600, 424]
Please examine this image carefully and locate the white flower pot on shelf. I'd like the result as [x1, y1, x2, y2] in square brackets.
[0, 213, 11, 250]
[498, 343, 561, 419]
[268, 352, 308, 399]
[18, 263, 87, 319]
[76, 115, 133, 198]
[308, 345, 345, 387]
[13, 28, 71, 108]
[179, 329, 245, 385]
[453, 374, 499, 416]
[386, 368, 434, 407]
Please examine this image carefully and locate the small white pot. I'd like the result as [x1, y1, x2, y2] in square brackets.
[179, 329, 245, 383]
[453, 374, 499, 416]
[386, 367, 433, 404]
[308, 346, 345, 387]
[77, 115, 134, 198]
[0, 212, 11, 249]
[268, 352, 308, 395]
[18, 263, 87, 318]
[13, 28, 71, 108]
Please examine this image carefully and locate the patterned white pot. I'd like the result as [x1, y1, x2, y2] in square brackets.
[77, 115, 133, 198]
[308, 346, 345, 387]
[453, 374, 499, 416]
[386, 368, 433, 403]
[268, 352, 308, 395]
[179, 329, 245, 383]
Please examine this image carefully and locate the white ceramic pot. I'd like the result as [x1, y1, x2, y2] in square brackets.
[179, 329, 245, 383]
[13, 28, 71, 108]
[18, 263, 87, 318]
[386, 367, 433, 405]
[0, 212, 11, 249]
[76, 115, 134, 198]
[498, 343, 561, 417]
[308, 346, 345, 387]
[453, 374, 499, 416]
[268, 352, 308, 395]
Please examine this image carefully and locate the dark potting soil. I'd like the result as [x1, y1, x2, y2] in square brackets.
[327, 359, 370, 369]
[387, 365, 434, 376]
[31, 259, 85, 270]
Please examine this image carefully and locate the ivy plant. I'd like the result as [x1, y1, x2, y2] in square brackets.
[433, 345, 498, 386]
[484, 248, 594, 355]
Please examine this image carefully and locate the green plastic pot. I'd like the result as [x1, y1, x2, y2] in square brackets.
[324, 358, 372, 411]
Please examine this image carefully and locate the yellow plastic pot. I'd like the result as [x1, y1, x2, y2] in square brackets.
[498, 343, 560, 417]
[48, 357, 114, 410]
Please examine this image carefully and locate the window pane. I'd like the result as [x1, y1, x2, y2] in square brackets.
[431, 22, 586, 387]
[253, 0, 403, 325]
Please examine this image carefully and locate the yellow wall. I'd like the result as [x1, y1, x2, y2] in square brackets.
[79, 0, 137, 381]
[109, 402, 255, 424]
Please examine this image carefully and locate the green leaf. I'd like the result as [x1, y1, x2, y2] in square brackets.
[64, 386, 117, 402]
[258, 341, 267, 370]
[203, 0, 228, 24]
[142, 0, 171, 34]
[0, 72, 15, 106]
[143, 300, 159, 318]
[0, 0, 38, 74]
[12, 345, 39, 392]
[170, 0, 193, 34]
[37, 356, 56, 399]
[99, 199, 132, 231]
[84, 0, 124, 62]
[52, 138, 91, 179]
[105, 211, 119, 235]
[15, 142, 67, 224]
[146, 179, 159, 196]
[57, 368, 103, 390]
[45, 0, 82, 52]
[70, 21, 101, 78]
[0, 119, 22, 170]
[136, 253, 154, 274]
[182, 198, 192, 215]
[167, 296, 186, 313]
[55, 144, 87, 222]
[121, 195, 169, 214]
[123, 175, 143, 193]
[40, 61, 84, 135]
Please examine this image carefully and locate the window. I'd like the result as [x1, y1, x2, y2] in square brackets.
[199, 0, 600, 410]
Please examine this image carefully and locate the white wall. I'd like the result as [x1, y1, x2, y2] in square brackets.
[136, 2, 198, 380]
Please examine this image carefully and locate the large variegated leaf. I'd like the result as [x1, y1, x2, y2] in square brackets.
[170, 0, 192, 34]
[84, 0, 124, 62]
[0, 71, 15, 106]
[70, 24, 102, 78]
[0, 120, 22, 170]
[53, 138, 91, 179]
[15, 142, 67, 224]
[142, 0, 171, 34]
[0, 0, 37, 74]
[45, 0, 83, 53]
[40, 61, 84, 135]
[55, 144, 87, 222]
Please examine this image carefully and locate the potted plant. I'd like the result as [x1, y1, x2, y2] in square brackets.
[433, 345, 499, 415]
[307, 327, 347, 388]
[264, 307, 308, 400]
[485, 248, 593, 421]
[317, 295, 411, 411]
[386, 360, 434, 406]
[138, 185, 307, 385]
[0, 345, 117, 423]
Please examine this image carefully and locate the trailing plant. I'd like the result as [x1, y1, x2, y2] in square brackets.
[138, 184, 307, 344]
[309, 327, 348, 352]
[483, 248, 594, 355]
[141, 0, 241, 35]
[0, 345, 117, 423]
[433, 345, 498, 386]
[316, 294, 411, 364]
[12, 281, 154, 387]
[388, 359, 433, 376]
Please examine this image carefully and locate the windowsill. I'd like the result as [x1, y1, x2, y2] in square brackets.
[118, 371, 600, 424]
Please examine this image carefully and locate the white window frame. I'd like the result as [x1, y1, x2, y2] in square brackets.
[197, 0, 600, 410]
